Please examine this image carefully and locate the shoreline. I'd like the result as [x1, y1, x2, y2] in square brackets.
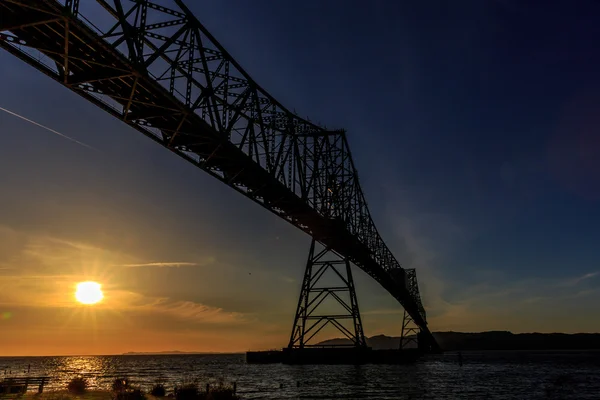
[22, 391, 118, 400]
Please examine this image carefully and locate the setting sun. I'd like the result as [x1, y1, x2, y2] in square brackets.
[75, 281, 104, 305]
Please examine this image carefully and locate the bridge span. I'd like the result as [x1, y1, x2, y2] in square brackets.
[0, 0, 439, 352]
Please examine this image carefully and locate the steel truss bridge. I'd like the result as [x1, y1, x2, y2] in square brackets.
[0, 0, 439, 351]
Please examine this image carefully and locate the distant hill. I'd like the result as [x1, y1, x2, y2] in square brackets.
[318, 334, 404, 349]
[434, 331, 600, 351]
[122, 351, 223, 355]
[317, 332, 600, 351]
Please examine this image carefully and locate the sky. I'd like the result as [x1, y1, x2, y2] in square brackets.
[1, 0, 600, 356]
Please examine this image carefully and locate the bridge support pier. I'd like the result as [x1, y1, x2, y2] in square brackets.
[399, 308, 419, 349]
[288, 239, 367, 349]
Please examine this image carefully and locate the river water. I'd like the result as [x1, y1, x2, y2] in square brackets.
[1, 351, 599, 399]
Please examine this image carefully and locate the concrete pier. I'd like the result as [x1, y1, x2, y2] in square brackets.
[247, 347, 421, 365]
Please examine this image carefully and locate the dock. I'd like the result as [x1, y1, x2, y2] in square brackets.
[0, 377, 50, 394]
[247, 347, 422, 364]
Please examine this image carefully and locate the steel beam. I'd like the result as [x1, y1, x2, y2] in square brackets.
[288, 239, 366, 349]
[0, 0, 439, 351]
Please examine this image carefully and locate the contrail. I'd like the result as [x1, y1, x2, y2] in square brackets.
[0, 105, 95, 150]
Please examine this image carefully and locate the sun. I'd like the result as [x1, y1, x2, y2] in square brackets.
[75, 281, 104, 305]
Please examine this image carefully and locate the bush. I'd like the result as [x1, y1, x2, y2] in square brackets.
[174, 383, 199, 400]
[112, 378, 131, 393]
[67, 377, 88, 394]
[114, 389, 146, 400]
[150, 383, 166, 397]
[171, 381, 238, 400]
[204, 382, 238, 400]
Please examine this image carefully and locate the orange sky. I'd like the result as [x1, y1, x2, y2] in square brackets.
[1, 223, 599, 356]
[2, 0, 600, 356]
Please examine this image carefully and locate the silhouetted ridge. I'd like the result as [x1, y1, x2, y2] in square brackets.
[122, 351, 228, 355]
[316, 332, 600, 351]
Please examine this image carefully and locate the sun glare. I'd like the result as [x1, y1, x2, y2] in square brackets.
[75, 281, 104, 305]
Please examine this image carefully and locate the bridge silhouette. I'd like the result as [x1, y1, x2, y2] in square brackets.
[1, 0, 439, 353]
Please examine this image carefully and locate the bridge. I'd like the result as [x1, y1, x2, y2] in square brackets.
[0, 0, 439, 353]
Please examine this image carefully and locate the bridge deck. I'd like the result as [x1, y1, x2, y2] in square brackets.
[0, 0, 438, 350]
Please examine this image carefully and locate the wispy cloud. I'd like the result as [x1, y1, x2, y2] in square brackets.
[380, 186, 600, 333]
[0, 105, 96, 150]
[564, 271, 599, 287]
[144, 298, 247, 324]
[363, 308, 404, 316]
[114, 291, 248, 325]
[18, 234, 114, 273]
[118, 262, 202, 268]
[116, 256, 216, 268]
[0, 274, 248, 325]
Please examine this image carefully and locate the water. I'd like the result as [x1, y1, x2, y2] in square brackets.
[1, 351, 599, 399]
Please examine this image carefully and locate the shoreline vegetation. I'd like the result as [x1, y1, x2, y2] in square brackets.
[1, 377, 239, 400]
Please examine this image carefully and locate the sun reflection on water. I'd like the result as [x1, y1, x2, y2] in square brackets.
[2, 353, 599, 398]
[53, 356, 110, 390]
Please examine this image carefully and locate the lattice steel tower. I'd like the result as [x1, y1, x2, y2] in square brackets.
[0, 0, 439, 352]
[289, 240, 367, 349]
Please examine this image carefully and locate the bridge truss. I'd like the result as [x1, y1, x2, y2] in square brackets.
[0, 0, 438, 350]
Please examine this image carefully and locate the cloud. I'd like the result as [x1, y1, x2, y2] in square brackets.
[379, 188, 600, 333]
[0, 225, 27, 264]
[114, 256, 216, 269]
[564, 271, 599, 287]
[362, 308, 404, 316]
[0, 225, 217, 277]
[0, 105, 96, 150]
[118, 262, 202, 268]
[92, 290, 249, 325]
[141, 298, 248, 324]
[423, 271, 600, 332]
[22, 235, 103, 266]
[0, 274, 79, 307]
[382, 191, 469, 324]
[0, 227, 236, 319]
[0, 273, 249, 326]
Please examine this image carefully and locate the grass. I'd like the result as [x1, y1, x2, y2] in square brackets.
[174, 382, 240, 400]
[17, 389, 238, 400]
[202, 382, 238, 400]
[114, 389, 145, 400]
[4, 377, 238, 400]
[20, 391, 163, 400]
[20, 391, 114, 400]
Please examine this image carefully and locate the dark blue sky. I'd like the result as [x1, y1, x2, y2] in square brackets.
[192, 0, 600, 306]
[1, 0, 600, 354]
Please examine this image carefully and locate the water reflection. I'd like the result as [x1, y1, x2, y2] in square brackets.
[1, 352, 599, 399]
